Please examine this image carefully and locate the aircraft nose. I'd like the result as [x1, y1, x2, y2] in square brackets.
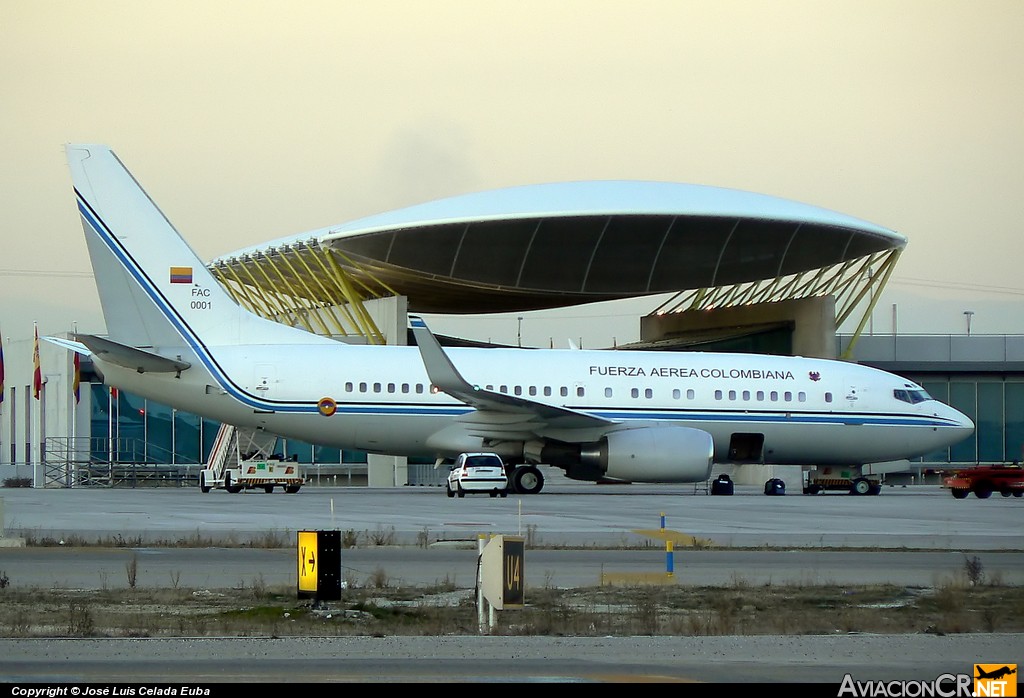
[944, 403, 975, 437]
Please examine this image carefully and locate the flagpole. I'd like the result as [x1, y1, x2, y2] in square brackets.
[33, 321, 39, 487]
[71, 321, 78, 488]
[0, 325, 5, 470]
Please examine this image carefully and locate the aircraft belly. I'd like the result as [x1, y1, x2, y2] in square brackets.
[708, 421, 948, 466]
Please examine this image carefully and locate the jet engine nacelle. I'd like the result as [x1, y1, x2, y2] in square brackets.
[578, 426, 714, 483]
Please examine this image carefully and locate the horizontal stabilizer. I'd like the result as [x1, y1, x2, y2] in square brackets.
[76, 334, 191, 374]
[42, 336, 91, 356]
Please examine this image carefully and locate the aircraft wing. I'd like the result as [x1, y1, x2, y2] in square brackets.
[410, 316, 615, 433]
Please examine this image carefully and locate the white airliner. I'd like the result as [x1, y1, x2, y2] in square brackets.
[59, 144, 973, 494]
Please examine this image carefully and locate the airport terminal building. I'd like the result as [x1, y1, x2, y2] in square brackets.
[2, 179, 1020, 487]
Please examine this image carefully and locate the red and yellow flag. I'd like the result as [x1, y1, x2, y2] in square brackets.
[73, 351, 81, 404]
[32, 324, 42, 400]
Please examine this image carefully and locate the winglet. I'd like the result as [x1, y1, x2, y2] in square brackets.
[409, 315, 478, 396]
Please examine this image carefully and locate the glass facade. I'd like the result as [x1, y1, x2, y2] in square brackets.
[87, 376, 1024, 467]
[88, 384, 367, 466]
[915, 377, 1024, 465]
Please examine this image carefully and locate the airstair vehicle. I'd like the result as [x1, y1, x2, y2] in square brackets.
[199, 424, 303, 494]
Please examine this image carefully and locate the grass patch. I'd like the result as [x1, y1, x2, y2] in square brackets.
[0, 582, 1021, 638]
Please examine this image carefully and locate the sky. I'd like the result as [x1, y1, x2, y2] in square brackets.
[1, 1, 1022, 348]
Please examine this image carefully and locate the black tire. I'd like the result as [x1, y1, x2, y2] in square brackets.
[1001, 489, 1013, 498]
[868, 484, 882, 496]
[974, 487, 992, 499]
[511, 466, 544, 495]
[499, 490, 508, 498]
[489, 491, 498, 498]
[457, 483, 465, 498]
[199, 473, 211, 494]
[264, 485, 275, 494]
[446, 483, 455, 498]
[284, 485, 301, 494]
[851, 478, 871, 496]
[951, 488, 970, 499]
[225, 472, 242, 494]
[1014, 491, 1023, 498]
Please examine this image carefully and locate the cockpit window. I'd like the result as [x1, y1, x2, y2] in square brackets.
[894, 389, 931, 404]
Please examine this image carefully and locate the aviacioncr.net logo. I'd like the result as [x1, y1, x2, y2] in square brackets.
[974, 664, 1017, 697]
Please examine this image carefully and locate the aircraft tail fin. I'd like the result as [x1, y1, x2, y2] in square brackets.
[65, 144, 313, 351]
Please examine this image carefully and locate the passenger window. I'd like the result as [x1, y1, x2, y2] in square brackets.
[798, 392, 806, 402]
[605, 387, 613, 398]
[715, 390, 723, 400]
[529, 386, 537, 396]
[500, 385, 508, 394]
[672, 388, 680, 399]
[401, 383, 409, 394]
[387, 383, 395, 393]
[824, 392, 832, 403]
[644, 388, 652, 399]
[359, 382, 367, 392]
[728, 390, 736, 401]
[784, 391, 792, 401]
[770, 391, 778, 401]
[631, 388, 639, 398]
[345, 382, 353, 392]
[687, 389, 695, 400]
[373, 382, 381, 393]
[742, 390, 750, 401]
[560, 387, 568, 397]
[543, 386, 552, 397]
[514, 386, 522, 396]
[576, 387, 585, 397]
[757, 390, 764, 401]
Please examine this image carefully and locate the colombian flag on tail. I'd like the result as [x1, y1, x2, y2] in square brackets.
[170, 266, 193, 284]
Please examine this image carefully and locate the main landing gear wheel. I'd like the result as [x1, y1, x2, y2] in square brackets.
[511, 466, 544, 495]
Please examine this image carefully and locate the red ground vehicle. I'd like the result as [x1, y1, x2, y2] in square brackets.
[943, 465, 1024, 499]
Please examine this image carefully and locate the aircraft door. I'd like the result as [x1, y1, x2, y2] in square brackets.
[727, 433, 764, 462]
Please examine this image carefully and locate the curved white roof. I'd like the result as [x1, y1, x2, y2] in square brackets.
[216, 180, 905, 314]
[320, 180, 902, 243]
